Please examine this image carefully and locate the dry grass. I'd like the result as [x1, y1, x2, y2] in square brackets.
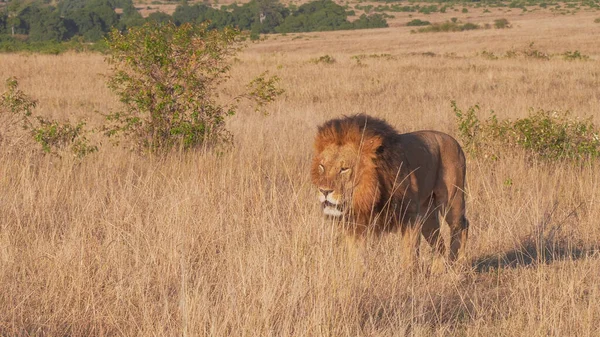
[1, 10, 600, 336]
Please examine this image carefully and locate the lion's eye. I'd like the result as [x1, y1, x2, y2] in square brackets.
[340, 167, 350, 174]
[318, 164, 325, 174]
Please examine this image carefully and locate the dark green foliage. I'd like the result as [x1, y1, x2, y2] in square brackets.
[277, 0, 353, 32]
[419, 5, 438, 14]
[453, 101, 600, 162]
[352, 13, 388, 29]
[406, 19, 431, 26]
[173, 0, 289, 34]
[0, 15, 6, 35]
[0, 0, 388, 50]
[28, 6, 68, 42]
[67, 0, 119, 41]
[172, 3, 235, 29]
[146, 12, 174, 24]
[1, 0, 141, 44]
[417, 20, 480, 33]
[118, 2, 145, 30]
[493, 18, 511, 28]
[251, 0, 291, 33]
[276, 0, 386, 33]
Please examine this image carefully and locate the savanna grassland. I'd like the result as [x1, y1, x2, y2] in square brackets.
[2, 5, 600, 336]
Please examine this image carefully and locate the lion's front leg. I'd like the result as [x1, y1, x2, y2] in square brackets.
[399, 214, 422, 271]
[341, 217, 370, 266]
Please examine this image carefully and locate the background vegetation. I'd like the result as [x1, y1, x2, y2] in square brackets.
[0, 0, 388, 51]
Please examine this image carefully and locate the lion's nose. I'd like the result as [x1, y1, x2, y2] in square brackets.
[319, 188, 333, 197]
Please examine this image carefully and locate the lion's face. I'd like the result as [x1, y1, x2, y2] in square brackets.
[312, 116, 384, 220]
[311, 143, 360, 218]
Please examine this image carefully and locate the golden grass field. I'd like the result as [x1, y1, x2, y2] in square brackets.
[2, 7, 600, 336]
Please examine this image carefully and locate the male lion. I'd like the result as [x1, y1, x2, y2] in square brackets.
[311, 114, 469, 266]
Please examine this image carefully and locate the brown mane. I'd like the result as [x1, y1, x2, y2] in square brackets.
[313, 115, 408, 229]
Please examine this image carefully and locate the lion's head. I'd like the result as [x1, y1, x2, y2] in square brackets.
[311, 115, 394, 219]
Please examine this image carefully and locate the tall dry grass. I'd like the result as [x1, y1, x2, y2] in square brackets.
[1, 10, 600, 336]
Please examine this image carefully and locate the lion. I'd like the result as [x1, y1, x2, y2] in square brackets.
[311, 114, 469, 267]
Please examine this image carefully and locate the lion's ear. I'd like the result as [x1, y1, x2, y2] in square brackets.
[361, 135, 383, 155]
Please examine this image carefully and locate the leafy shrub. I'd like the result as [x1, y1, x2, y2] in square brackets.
[311, 55, 336, 64]
[105, 22, 283, 152]
[419, 5, 438, 14]
[595, 18, 600, 23]
[509, 1, 525, 9]
[417, 20, 480, 33]
[562, 50, 590, 61]
[453, 101, 600, 162]
[480, 50, 499, 60]
[462, 23, 479, 30]
[0, 77, 97, 157]
[32, 117, 97, 157]
[407, 19, 431, 26]
[351, 53, 395, 65]
[352, 13, 389, 29]
[494, 18, 511, 28]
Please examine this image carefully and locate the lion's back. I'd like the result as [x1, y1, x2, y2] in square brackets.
[400, 130, 465, 166]
[395, 130, 466, 200]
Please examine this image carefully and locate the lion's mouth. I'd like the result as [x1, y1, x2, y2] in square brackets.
[322, 201, 343, 218]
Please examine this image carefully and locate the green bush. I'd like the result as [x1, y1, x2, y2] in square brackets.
[105, 22, 283, 152]
[562, 50, 590, 61]
[494, 18, 511, 28]
[311, 55, 336, 64]
[0, 77, 97, 157]
[32, 117, 97, 157]
[419, 5, 438, 14]
[406, 19, 431, 26]
[417, 20, 480, 33]
[453, 101, 600, 162]
[480, 50, 499, 60]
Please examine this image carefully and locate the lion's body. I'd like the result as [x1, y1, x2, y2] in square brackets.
[311, 115, 469, 264]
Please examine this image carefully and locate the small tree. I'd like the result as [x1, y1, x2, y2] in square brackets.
[105, 21, 283, 151]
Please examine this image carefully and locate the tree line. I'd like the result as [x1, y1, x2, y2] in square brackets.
[0, 0, 388, 45]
